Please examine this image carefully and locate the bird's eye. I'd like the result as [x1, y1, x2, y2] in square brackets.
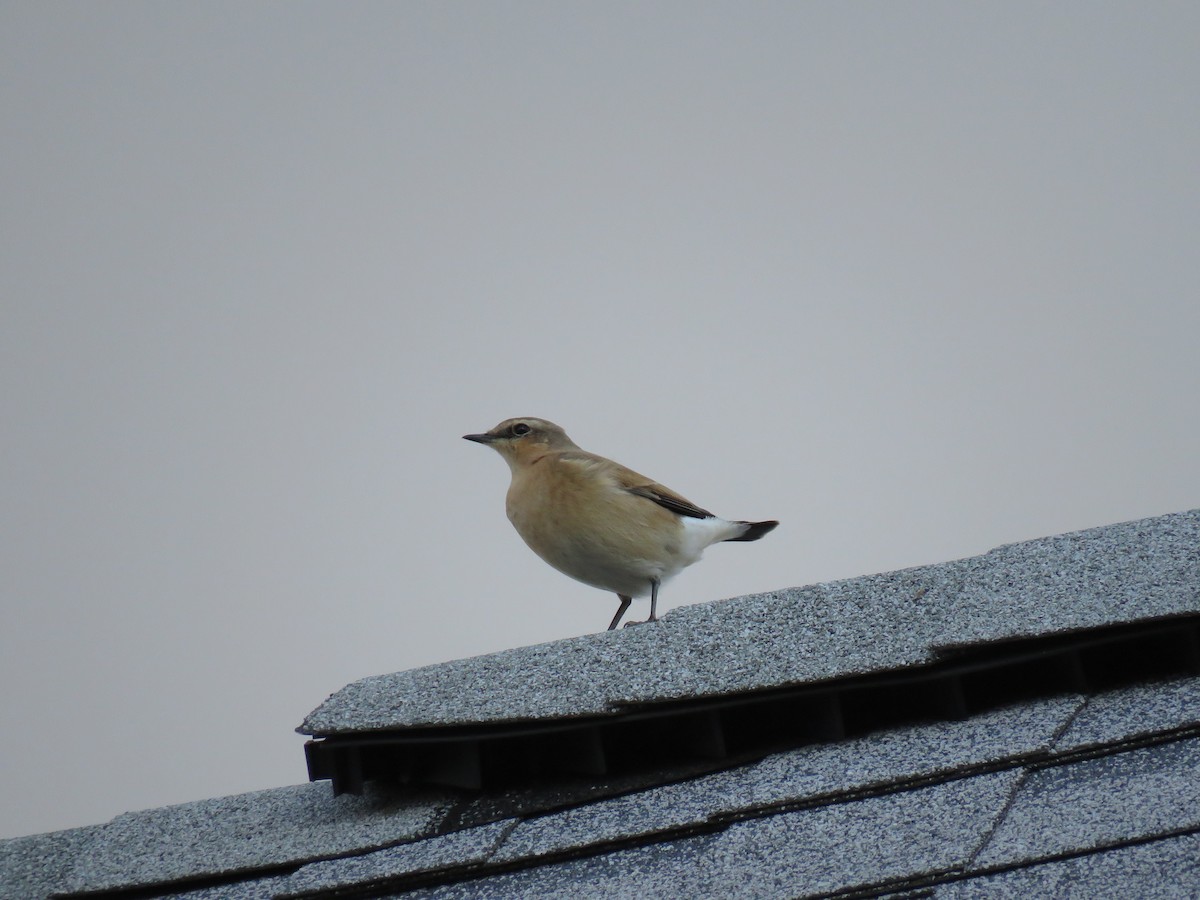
[511, 422, 531, 436]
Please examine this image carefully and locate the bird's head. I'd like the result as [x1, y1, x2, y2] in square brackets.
[463, 417, 577, 469]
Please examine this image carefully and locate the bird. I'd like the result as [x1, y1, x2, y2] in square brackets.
[463, 417, 778, 631]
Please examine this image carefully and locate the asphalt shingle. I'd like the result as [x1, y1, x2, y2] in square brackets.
[414, 771, 1022, 900]
[165, 873, 294, 900]
[944, 510, 1200, 646]
[279, 820, 515, 898]
[0, 826, 99, 900]
[65, 781, 455, 894]
[973, 736, 1200, 869]
[301, 619, 674, 733]
[302, 510, 1200, 735]
[406, 832, 727, 900]
[491, 695, 1081, 863]
[1052, 674, 1200, 753]
[937, 831, 1200, 899]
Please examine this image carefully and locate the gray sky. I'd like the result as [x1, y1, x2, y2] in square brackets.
[3, 2, 1198, 840]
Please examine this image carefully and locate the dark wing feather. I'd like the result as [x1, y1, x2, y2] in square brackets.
[625, 483, 715, 519]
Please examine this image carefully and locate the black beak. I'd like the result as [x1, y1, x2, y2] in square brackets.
[463, 433, 497, 444]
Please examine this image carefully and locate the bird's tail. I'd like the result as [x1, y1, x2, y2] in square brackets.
[724, 519, 779, 542]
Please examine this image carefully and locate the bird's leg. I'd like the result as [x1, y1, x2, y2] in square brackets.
[648, 579, 660, 622]
[608, 594, 632, 631]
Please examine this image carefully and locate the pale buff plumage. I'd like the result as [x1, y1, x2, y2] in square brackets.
[464, 417, 778, 630]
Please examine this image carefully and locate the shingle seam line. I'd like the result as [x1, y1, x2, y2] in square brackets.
[961, 694, 1090, 869]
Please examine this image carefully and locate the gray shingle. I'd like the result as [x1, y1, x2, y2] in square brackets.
[301, 619, 673, 733]
[1053, 675, 1200, 753]
[650, 566, 951, 698]
[937, 831, 1200, 898]
[736, 692, 1079, 803]
[279, 820, 515, 898]
[406, 832, 726, 900]
[974, 736, 1200, 869]
[165, 874, 294, 900]
[940, 510, 1200, 646]
[695, 771, 1019, 898]
[65, 781, 454, 893]
[301, 567, 958, 735]
[414, 771, 1022, 900]
[492, 696, 1080, 863]
[302, 510, 1200, 735]
[0, 826, 99, 900]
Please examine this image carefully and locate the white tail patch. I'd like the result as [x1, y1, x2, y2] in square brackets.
[677, 516, 750, 568]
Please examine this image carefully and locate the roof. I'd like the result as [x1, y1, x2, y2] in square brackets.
[4, 508, 1199, 899]
[301, 507, 1200, 734]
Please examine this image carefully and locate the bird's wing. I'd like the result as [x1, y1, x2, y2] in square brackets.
[625, 482, 716, 519]
[557, 450, 716, 519]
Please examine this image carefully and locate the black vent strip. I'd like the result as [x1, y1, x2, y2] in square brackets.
[305, 614, 1200, 796]
[282, 725, 1200, 900]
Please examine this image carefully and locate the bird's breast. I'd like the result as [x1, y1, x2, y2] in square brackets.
[503, 459, 687, 596]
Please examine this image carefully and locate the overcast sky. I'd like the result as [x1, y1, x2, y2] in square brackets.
[3, 2, 1199, 840]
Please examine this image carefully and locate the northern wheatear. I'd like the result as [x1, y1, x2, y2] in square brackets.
[464, 417, 778, 631]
